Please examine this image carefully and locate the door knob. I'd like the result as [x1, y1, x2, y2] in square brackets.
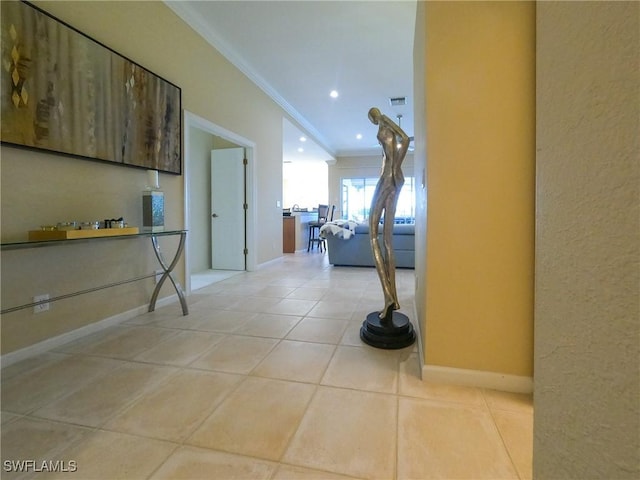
[212, 213, 219, 218]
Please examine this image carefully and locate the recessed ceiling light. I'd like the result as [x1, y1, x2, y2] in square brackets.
[356, 133, 363, 140]
[297, 147, 304, 153]
[299, 136, 306, 142]
[329, 90, 339, 99]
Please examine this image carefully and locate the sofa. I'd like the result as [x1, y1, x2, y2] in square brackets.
[324, 223, 415, 268]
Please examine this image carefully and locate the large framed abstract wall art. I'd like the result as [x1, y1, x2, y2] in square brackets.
[1, 1, 182, 175]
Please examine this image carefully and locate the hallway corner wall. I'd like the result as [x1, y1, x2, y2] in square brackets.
[418, 1, 536, 378]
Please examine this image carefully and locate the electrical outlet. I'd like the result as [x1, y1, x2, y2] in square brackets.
[33, 294, 50, 313]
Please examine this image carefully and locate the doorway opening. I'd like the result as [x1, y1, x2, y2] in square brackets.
[183, 111, 256, 293]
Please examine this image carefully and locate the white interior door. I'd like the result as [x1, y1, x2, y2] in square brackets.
[211, 147, 245, 270]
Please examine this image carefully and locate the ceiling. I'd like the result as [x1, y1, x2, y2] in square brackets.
[165, 0, 416, 163]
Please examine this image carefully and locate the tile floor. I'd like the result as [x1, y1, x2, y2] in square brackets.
[1, 252, 533, 480]
[191, 270, 242, 292]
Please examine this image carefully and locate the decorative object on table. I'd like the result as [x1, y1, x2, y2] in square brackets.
[142, 169, 164, 232]
[79, 221, 100, 230]
[0, 1, 182, 174]
[28, 216, 136, 240]
[104, 217, 125, 229]
[360, 107, 416, 349]
[28, 226, 139, 241]
[56, 222, 77, 231]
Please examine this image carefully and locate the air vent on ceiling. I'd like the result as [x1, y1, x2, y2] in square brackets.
[389, 96, 407, 107]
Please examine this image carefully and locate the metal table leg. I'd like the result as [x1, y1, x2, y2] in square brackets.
[149, 231, 189, 315]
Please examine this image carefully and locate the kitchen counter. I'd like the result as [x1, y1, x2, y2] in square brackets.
[285, 211, 319, 252]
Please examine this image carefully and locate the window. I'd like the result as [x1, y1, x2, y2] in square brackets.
[341, 176, 415, 224]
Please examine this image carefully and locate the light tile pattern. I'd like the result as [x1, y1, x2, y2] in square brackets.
[1, 253, 532, 479]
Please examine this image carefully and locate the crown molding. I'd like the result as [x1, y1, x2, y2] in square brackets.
[164, 1, 336, 157]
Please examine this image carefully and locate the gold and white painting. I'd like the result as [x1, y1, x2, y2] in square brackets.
[1, 1, 182, 174]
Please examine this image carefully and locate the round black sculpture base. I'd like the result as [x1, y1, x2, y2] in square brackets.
[360, 311, 416, 350]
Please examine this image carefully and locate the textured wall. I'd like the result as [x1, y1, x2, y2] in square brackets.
[534, 2, 640, 478]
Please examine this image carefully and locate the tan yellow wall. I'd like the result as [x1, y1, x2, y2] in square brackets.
[1, 1, 289, 354]
[412, 1, 428, 362]
[420, 1, 535, 376]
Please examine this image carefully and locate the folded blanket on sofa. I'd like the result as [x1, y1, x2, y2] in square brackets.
[320, 220, 359, 239]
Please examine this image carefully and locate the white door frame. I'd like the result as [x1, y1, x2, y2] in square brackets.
[183, 110, 257, 294]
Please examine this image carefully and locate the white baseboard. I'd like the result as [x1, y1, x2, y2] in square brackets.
[256, 256, 284, 270]
[1, 295, 178, 369]
[422, 364, 533, 394]
[411, 303, 424, 381]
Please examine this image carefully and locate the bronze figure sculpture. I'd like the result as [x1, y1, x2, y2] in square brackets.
[360, 107, 416, 349]
[368, 107, 410, 320]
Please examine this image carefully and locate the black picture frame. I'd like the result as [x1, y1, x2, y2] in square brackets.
[1, 1, 182, 175]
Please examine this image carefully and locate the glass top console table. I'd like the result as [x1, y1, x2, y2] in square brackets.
[0, 230, 188, 316]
